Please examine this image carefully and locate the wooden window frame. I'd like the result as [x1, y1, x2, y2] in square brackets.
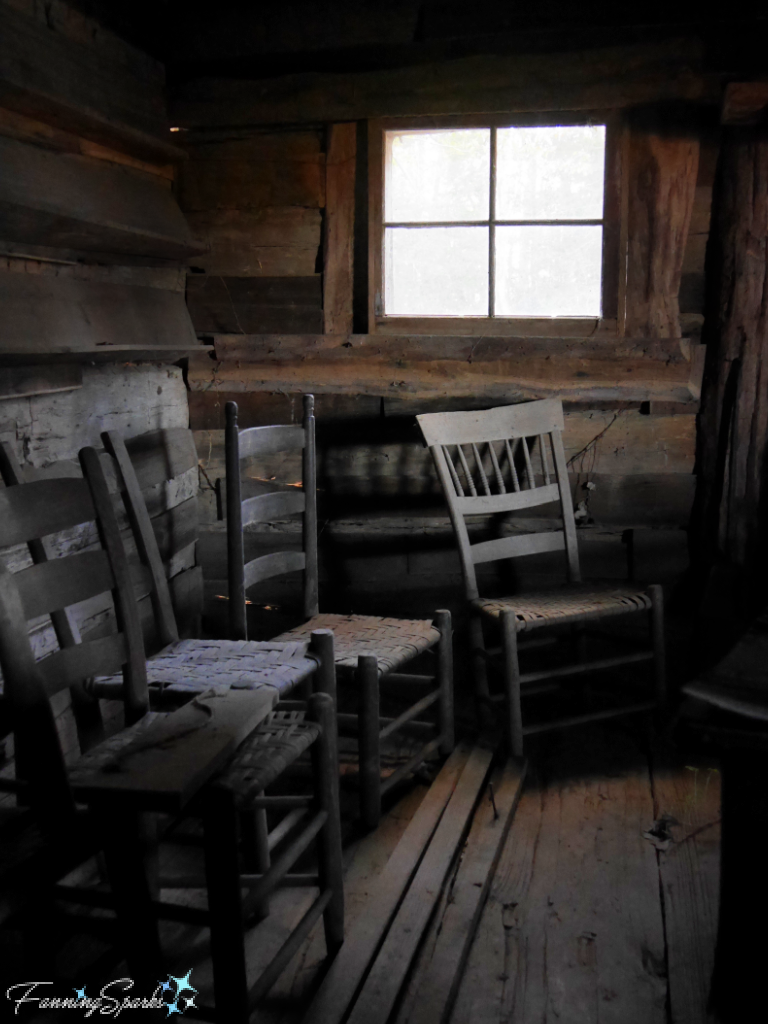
[368, 111, 624, 337]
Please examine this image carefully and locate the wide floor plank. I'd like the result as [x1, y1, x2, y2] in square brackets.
[451, 726, 667, 1024]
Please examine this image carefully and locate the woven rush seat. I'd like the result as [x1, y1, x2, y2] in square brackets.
[475, 584, 653, 631]
[88, 638, 317, 698]
[273, 613, 441, 675]
[213, 710, 320, 805]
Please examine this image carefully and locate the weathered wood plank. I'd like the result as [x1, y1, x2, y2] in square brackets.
[186, 275, 322, 334]
[70, 687, 278, 812]
[0, 270, 200, 356]
[0, 0, 184, 163]
[624, 112, 699, 338]
[188, 334, 699, 404]
[721, 81, 768, 126]
[451, 728, 667, 1024]
[396, 759, 526, 1024]
[346, 746, 493, 1024]
[651, 747, 720, 1024]
[185, 208, 321, 276]
[323, 123, 356, 335]
[172, 39, 715, 128]
[302, 744, 470, 1024]
[179, 131, 325, 211]
[0, 135, 204, 260]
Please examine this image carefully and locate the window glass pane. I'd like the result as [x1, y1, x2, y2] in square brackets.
[495, 225, 602, 317]
[384, 129, 490, 223]
[496, 125, 605, 221]
[385, 226, 488, 315]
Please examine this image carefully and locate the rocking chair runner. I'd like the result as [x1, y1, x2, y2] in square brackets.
[417, 398, 666, 756]
[225, 395, 454, 829]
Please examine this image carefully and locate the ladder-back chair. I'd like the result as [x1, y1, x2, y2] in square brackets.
[417, 398, 665, 756]
[0, 453, 345, 1023]
[226, 395, 454, 829]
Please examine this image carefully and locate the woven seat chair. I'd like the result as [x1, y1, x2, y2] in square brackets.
[0, 451, 344, 1023]
[226, 395, 454, 829]
[417, 398, 666, 756]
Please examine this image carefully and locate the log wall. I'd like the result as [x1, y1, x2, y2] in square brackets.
[176, 91, 714, 614]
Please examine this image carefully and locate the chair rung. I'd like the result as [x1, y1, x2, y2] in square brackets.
[522, 700, 656, 736]
[267, 807, 310, 852]
[382, 672, 436, 686]
[519, 651, 653, 685]
[241, 810, 327, 919]
[249, 889, 332, 1008]
[379, 690, 439, 740]
[250, 794, 312, 809]
[240, 872, 319, 887]
[379, 736, 443, 796]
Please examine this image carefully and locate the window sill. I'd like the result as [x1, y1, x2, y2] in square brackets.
[373, 317, 618, 338]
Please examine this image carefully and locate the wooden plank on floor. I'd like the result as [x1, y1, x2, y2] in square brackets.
[301, 743, 470, 1024]
[651, 746, 720, 1024]
[451, 727, 667, 1024]
[346, 745, 494, 1024]
[396, 758, 526, 1024]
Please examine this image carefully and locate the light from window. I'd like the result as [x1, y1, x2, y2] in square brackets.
[383, 124, 606, 318]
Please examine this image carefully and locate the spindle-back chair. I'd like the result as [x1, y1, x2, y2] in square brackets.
[226, 395, 454, 829]
[417, 398, 665, 755]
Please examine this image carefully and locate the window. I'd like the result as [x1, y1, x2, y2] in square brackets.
[369, 115, 620, 333]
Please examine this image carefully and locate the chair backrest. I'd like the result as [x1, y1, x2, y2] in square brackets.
[225, 395, 318, 641]
[0, 449, 148, 829]
[416, 399, 581, 600]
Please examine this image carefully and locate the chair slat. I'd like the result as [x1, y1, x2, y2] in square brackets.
[488, 442, 506, 494]
[416, 399, 564, 446]
[454, 483, 560, 515]
[442, 446, 464, 497]
[242, 490, 306, 528]
[0, 478, 94, 547]
[505, 440, 521, 492]
[472, 444, 491, 496]
[471, 531, 566, 565]
[238, 425, 306, 460]
[14, 550, 114, 620]
[456, 446, 477, 497]
[38, 633, 128, 696]
[540, 434, 551, 485]
[521, 436, 535, 489]
[243, 550, 306, 590]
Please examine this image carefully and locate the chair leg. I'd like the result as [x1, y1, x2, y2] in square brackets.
[203, 787, 250, 1024]
[240, 795, 271, 920]
[469, 613, 492, 727]
[309, 692, 345, 954]
[501, 609, 524, 758]
[434, 609, 454, 756]
[649, 584, 666, 707]
[310, 628, 337, 706]
[357, 654, 381, 831]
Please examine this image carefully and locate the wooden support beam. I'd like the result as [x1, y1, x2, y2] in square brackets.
[0, 364, 82, 401]
[172, 38, 716, 128]
[323, 123, 356, 335]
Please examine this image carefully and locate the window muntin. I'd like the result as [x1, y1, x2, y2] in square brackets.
[381, 123, 607, 319]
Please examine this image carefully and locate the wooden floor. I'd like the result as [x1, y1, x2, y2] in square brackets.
[222, 720, 720, 1024]
[4, 720, 720, 1024]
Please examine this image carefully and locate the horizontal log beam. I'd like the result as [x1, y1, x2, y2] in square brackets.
[172, 38, 717, 128]
[189, 334, 703, 403]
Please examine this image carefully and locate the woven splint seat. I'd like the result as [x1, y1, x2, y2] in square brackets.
[215, 710, 320, 805]
[87, 638, 317, 699]
[273, 613, 441, 676]
[475, 584, 653, 632]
